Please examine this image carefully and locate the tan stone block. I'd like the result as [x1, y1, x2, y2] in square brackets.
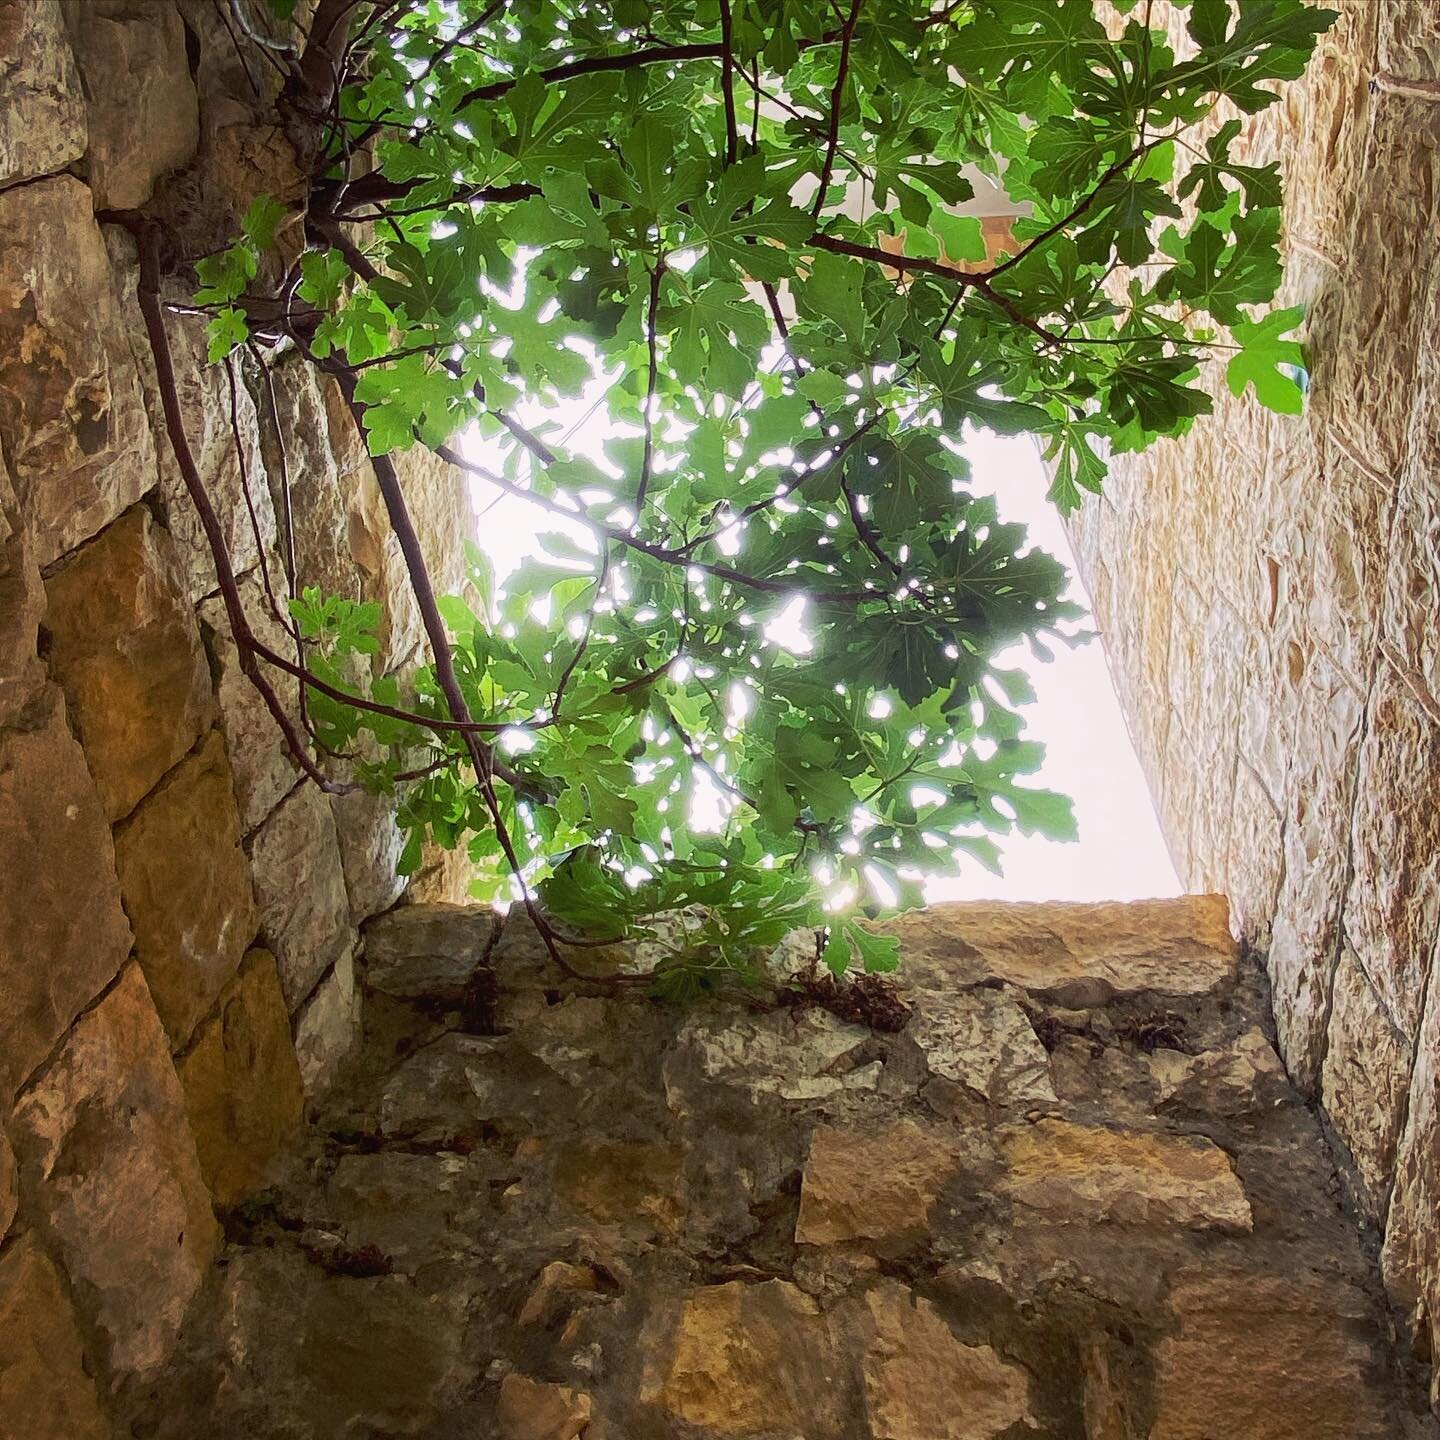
[0, 451, 46, 726]
[496, 1374, 591, 1440]
[1329, 94, 1440, 477]
[1150, 1267, 1394, 1440]
[1342, 664, 1440, 1039]
[44, 505, 214, 821]
[292, 948, 360, 1097]
[1322, 948, 1413, 1219]
[1225, 764, 1284, 946]
[249, 781, 355, 1010]
[880, 896, 1237, 1004]
[114, 730, 259, 1050]
[0, 684, 133, 1098]
[862, 1280, 1032, 1440]
[0, 1232, 108, 1440]
[363, 901, 496, 1003]
[198, 574, 300, 832]
[0, 0, 85, 189]
[796, 1119, 960, 1247]
[0, 175, 156, 565]
[998, 1119, 1252, 1232]
[552, 1138, 683, 1235]
[330, 780, 406, 925]
[60, 0, 198, 210]
[907, 986, 1055, 1106]
[1379, 1, 1440, 84]
[641, 1279, 836, 1435]
[175, 947, 303, 1210]
[0, 1129, 14, 1243]
[10, 963, 220, 1380]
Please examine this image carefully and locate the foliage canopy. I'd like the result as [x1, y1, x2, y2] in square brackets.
[187, 0, 1332, 990]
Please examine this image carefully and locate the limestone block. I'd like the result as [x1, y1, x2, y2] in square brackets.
[497, 1375, 591, 1440]
[114, 730, 259, 1050]
[0, 175, 156, 565]
[906, 986, 1055, 1107]
[1322, 948, 1412, 1219]
[1341, 665, 1440, 1039]
[0, 451, 45, 726]
[0, 0, 85, 188]
[148, 310, 278, 603]
[552, 1138, 684, 1235]
[0, 685, 133, 1098]
[1225, 765, 1284, 947]
[175, 948, 304, 1209]
[998, 1119, 1252, 1233]
[880, 897, 1238, 1004]
[1148, 1027, 1286, 1117]
[363, 902, 496, 1003]
[796, 1120, 961, 1248]
[1150, 1267, 1393, 1440]
[249, 781, 355, 1011]
[330, 780, 406, 925]
[862, 1280, 1033, 1440]
[1379, 1, 1440, 85]
[292, 949, 361, 1098]
[1330, 94, 1440, 477]
[60, 0, 198, 210]
[641, 1279, 837, 1435]
[9, 964, 220, 1381]
[43, 505, 214, 821]
[197, 575, 301, 832]
[1266, 651, 1365, 1090]
[0, 1232, 108, 1440]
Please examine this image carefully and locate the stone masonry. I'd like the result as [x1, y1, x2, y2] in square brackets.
[1069, 0, 1440, 1391]
[119, 897, 1434, 1438]
[0, 0, 474, 1424]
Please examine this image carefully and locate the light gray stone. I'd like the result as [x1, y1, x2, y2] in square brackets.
[0, 0, 85, 189]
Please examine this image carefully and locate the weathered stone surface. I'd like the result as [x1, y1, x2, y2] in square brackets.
[44, 505, 214, 821]
[175, 948, 304, 1209]
[552, 1138, 684, 1235]
[249, 781, 355, 1011]
[1341, 665, 1440, 1039]
[197, 575, 300, 832]
[0, 449, 45, 726]
[330, 780, 406, 925]
[998, 1119, 1252, 1232]
[0, 0, 85, 188]
[497, 1375, 592, 1440]
[114, 730, 259, 1050]
[1380, 1, 1440, 84]
[1150, 1267, 1392, 1440]
[0, 1127, 14, 1242]
[0, 1232, 108, 1440]
[641, 1280, 836, 1435]
[1148, 1026, 1287, 1116]
[907, 986, 1055, 1106]
[0, 684, 133, 1097]
[862, 1280, 1032, 1440]
[292, 949, 360, 1097]
[363, 902, 496, 1003]
[881, 897, 1238, 1003]
[0, 175, 156, 565]
[9, 963, 220, 1380]
[61, 0, 198, 210]
[796, 1120, 961, 1247]
[517, 1261, 601, 1327]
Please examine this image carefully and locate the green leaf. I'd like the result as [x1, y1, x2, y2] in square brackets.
[1226, 304, 1307, 414]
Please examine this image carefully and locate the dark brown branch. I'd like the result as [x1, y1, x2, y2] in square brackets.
[812, 0, 864, 218]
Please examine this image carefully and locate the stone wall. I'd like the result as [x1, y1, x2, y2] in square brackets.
[0, 0, 473, 1420]
[1067, 0, 1440, 1398]
[120, 896, 1433, 1438]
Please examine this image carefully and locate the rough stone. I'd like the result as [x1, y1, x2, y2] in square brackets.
[61, 0, 199, 210]
[862, 1280, 1032, 1440]
[0, 0, 85, 189]
[552, 1138, 684, 1236]
[1148, 1027, 1287, 1116]
[175, 948, 304, 1209]
[114, 730, 259, 1050]
[496, 1374, 592, 1440]
[197, 574, 301, 832]
[881, 897, 1238, 1004]
[0, 1232, 108, 1440]
[43, 504, 214, 821]
[641, 1280, 836, 1435]
[363, 902, 496, 1003]
[517, 1261, 602, 1328]
[998, 1119, 1252, 1232]
[0, 175, 156, 565]
[0, 449, 46, 726]
[796, 1120, 961, 1248]
[330, 778, 407, 925]
[248, 781, 355, 1011]
[9, 963, 220, 1380]
[292, 949, 360, 1098]
[0, 684, 133, 1098]
[1150, 1267, 1392, 1440]
[907, 985, 1056, 1106]
[0, 1128, 13, 1242]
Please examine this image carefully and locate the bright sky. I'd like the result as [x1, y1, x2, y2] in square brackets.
[461, 388, 1181, 905]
